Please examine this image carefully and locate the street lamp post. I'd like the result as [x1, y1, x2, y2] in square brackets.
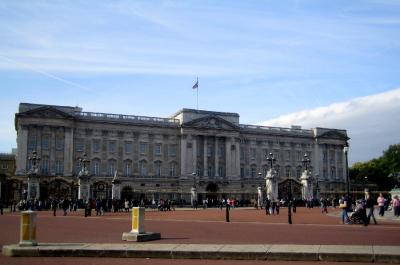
[344, 146, 350, 197]
[27, 150, 41, 201]
[78, 153, 91, 203]
[191, 172, 197, 208]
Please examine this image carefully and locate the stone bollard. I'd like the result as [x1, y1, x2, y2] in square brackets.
[122, 207, 161, 242]
[19, 210, 37, 246]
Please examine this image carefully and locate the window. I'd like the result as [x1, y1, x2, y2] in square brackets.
[286, 150, 291, 161]
[42, 136, 50, 150]
[207, 145, 212, 157]
[55, 160, 63, 175]
[262, 166, 267, 177]
[323, 150, 327, 162]
[218, 166, 224, 177]
[296, 166, 302, 179]
[218, 146, 224, 157]
[139, 161, 147, 176]
[169, 163, 176, 177]
[109, 160, 116, 175]
[207, 166, 214, 177]
[42, 157, 49, 174]
[273, 150, 280, 161]
[93, 161, 100, 175]
[296, 151, 301, 161]
[250, 148, 256, 160]
[250, 166, 257, 178]
[240, 148, 245, 160]
[240, 167, 245, 177]
[76, 140, 84, 152]
[125, 142, 133, 154]
[330, 150, 335, 163]
[262, 149, 268, 159]
[338, 168, 343, 179]
[140, 142, 147, 155]
[154, 143, 162, 156]
[124, 161, 131, 176]
[2, 163, 8, 169]
[56, 137, 64, 150]
[28, 135, 37, 151]
[155, 161, 162, 176]
[169, 145, 177, 156]
[285, 166, 291, 178]
[108, 141, 116, 154]
[331, 167, 336, 179]
[93, 140, 100, 153]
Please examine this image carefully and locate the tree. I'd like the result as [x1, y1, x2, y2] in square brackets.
[350, 144, 400, 192]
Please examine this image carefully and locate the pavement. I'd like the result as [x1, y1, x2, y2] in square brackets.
[1, 207, 400, 264]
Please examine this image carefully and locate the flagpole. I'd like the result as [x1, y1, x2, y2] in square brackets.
[196, 77, 199, 110]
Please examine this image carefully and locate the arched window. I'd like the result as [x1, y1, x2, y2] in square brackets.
[109, 159, 116, 176]
[154, 161, 162, 177]
[169, 163, 176, 177]
[139, 160, 147, 176]
[92, 159, 100, 176]
[250, 164, 257, 178]
[42, 156, 49, 175]
[124, 160, 132, 177]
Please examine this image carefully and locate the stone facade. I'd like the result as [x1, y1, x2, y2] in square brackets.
[13, 103, 349, 203]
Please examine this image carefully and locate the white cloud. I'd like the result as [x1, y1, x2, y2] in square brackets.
[259, 88, 400, 164]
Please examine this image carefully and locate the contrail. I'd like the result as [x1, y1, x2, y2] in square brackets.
[0, 54, 93, 91]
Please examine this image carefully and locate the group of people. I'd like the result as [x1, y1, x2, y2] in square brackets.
[339, 192, 400, 226]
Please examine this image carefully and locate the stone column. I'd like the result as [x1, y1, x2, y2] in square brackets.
[203, 136, 208, 177]
[192, 135, 197, 175]
[257, 186, 263, 207]
[234, 138, 241, 180]
[16, 126, 28, 175]
[63, 127, 74, 176]
[225, 137, 231, 177]
[215, 137, 219, 177]
[180, 134, 187, 179]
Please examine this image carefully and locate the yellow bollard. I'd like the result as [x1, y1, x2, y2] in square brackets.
[122, 207, 160, 242]
[131, 207, 145, 234]
[19, 210, 37, 246]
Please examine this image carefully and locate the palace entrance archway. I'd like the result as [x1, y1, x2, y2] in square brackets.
[278, 179, 302, 200]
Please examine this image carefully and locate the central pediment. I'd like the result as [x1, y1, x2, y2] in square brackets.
[318, 130, 349, 140]
[182, 115, 239, 131]
[17, 106, 75, 120]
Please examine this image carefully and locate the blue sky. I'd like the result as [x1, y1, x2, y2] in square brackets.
[0, 1, 399, 164]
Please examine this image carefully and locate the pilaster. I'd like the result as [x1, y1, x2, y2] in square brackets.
[64, 127, 74, 176]
[16, 125, 28, 175]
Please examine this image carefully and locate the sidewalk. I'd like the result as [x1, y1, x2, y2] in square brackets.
[3, 243, 400, 263]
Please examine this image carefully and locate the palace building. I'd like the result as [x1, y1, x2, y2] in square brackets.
[12, 102, 349, 204]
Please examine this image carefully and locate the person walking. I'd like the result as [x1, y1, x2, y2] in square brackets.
[377, 193, 385, 217]
[392, 195, 400, 217]
[340, 195, 351, 224]
[366, 193, 377, 224]
[51, 199, 58, 216]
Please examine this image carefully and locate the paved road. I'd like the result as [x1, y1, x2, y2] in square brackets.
[1, 207, 399, 265]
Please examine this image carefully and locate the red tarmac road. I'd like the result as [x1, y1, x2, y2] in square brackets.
[1, 207, 399, 265]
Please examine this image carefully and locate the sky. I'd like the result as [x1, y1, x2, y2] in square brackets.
[0, 0, 399, 165]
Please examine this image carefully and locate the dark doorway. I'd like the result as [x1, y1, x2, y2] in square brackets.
[278, 179, 302, 200]
[205, 182, 219, 206]
[121, 186, 133, 201]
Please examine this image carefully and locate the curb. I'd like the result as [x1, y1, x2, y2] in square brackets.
[3, 243, 400, 263]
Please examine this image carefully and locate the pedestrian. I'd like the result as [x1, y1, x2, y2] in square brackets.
[377, 193, 385, 217]
[51, 199, 58, 216]
[366, 193, 377, 225]
[265, 199, 270, 215]
[320, 198, 328, 214]
[276, 200, 280, 215]
[62, 198, 69, 216]
[124, 199, 130, 212]
[392, 195, 400, 217]
[340, 196, 351, 224]
[0, 200, 3, 215]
